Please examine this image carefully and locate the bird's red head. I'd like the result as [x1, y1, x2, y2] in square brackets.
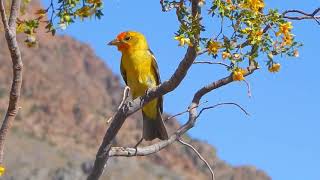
[108, 31, 148, 52]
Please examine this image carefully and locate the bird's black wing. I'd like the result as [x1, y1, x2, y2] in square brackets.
[120, 60, 128, 85]
[148, 49, 163, 113]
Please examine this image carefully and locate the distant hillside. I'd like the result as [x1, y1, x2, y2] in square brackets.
[0, 1, 270, 180]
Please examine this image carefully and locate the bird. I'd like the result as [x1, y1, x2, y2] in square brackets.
[108, 31, 169, 141]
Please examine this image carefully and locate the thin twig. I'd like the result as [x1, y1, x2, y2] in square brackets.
[117, 86, 130, 110]
[215, 17, 224, 40]
[243, 79, 252, 98]
[193, 61, 230, 68]
[196, 102, 250, 120]
[197, 49, 208, 56]
[165, 100, 208, 121]
[107, 86, 130, 124]
[178, 138, 215, 180]
[282, 8, 320, 25]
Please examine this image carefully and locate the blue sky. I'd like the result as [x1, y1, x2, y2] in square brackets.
[43, 0, 320, 179]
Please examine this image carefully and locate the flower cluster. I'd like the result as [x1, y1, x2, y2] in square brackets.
[232, 68, 246, 81]
[172, 0, 301, 79]
[222, 52, 231, 59]
[277, 22, 293, 46]
[268, 63, 281, 73]
[174, 35, 192, 47]
[240, 0, 265, 13]
[207, 40, 221, 55]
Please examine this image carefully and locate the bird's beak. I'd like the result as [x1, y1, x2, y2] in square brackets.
[107, 39, 121, 46]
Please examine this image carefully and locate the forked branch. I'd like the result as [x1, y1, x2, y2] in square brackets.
[283, 8, 320, 24]
[178, 138, 215, 180]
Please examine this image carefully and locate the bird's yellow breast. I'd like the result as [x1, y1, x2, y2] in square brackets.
[121, 50, 157, 98]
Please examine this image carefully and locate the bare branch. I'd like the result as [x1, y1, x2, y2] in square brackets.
[197, 49, 208, 56]
[0, 0, 9, 31]
[109, 134, 178, 157]
[0, 0, 23, 165]
[106, 86, 130, 124]
[8, 0, 21, 28]
[193, 61, 230, 68]
[165, 100, 208, 122]
[243, 79, 252, 98]
[178, 138, 215, 180]
[282, 8, 320, 25]
[196, 102, 250, 120]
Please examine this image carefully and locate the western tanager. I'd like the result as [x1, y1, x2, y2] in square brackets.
[108, 31, 169, 141]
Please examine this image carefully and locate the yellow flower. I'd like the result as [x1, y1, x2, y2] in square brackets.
[240, 0, 264, 13]
[222, 51, 231, 59]
[279, 22, 293, 35]
[282, 34, 293, 46]
[232, 68, 246, 81]
[254, 29, 263, 40]
[268, 63, 280, 73]
[207, 40, 221, 55]
[276, 22, 294, 46]
[0, 165, 5, 176]
[174, 35, 192, 46]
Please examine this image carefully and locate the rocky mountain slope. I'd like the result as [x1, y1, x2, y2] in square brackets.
[0, 2, 270, 180]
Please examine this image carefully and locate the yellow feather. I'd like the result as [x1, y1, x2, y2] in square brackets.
[120, 32, 159, 119]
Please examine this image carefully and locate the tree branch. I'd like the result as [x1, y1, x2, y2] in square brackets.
[0, 0, 9, 31]
[0, 0, 23, 165]
[196, 102, 250, 120]
[8, 0, 21, 28]
[164, 100, 208, 122]
[282, 8, 320, 25]
[106, 86, 130, 124]
[178, 138, 215, 180]
[193, 61, 230, 68]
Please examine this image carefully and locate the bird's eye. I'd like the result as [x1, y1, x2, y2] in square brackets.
[124, 36, 131, 41]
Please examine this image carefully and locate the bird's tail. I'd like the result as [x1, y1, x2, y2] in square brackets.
[142, 110, 168, 141]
